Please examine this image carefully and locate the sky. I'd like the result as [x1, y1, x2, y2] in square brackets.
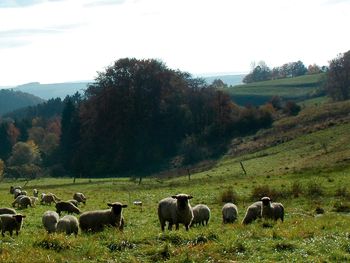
[0, 0, 349, 86]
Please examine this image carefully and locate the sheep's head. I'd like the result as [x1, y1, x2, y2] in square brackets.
[261, 196, 272, 206]
[12, 214, 26, 224]
[108, 202, 128, 215]
[172, 194, 193, 209]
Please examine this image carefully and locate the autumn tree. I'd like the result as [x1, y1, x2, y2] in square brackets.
[325, 50, 350, 101]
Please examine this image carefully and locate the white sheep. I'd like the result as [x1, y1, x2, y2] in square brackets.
[33, 189, 39, 197]
[73, 192, 87, 204]
[241, 201, 262, 225]
[222, 203, 238, 223]
[0, 208, 16, 215]
[12, 195, 32, 209]
[57, 215, 79, 236]
[42, 211, 59, 233]
[158, 194, 193, 231]
[0, 214, 26, 236]
[10, 186, 21, 194]
[67, 199, 80, 207]
[55, 201, 81, 216]
[190, 204, 210, 226]
[41, 193, 60, 205]
[79, 202, 127, 232]
[261, 197, 284, 222]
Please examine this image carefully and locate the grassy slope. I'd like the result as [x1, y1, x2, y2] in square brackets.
[1, 102, 350, 262]
[226, 73, 325, 106]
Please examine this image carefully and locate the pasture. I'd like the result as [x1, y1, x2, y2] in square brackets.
[1, 121, 350, 262]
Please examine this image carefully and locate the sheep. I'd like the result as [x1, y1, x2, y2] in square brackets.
[13, 188, 24, 199]
[222, 203, 238, 224]
[42, 211, 59, 233]
[67, 199, 80, 207]
[41, 193, 60, 205]
[241, 201, 262, 225]
[261, 196, 284, 222]
[0, 208, 16, 215]
[12, 195, 32, 209]
[30, 196, 39, 206]
[33, 189, 39, 197]
[73, 192, 87, 204]
[57, 215, 79, 236]
[10, 186, 21, 194]
[158, 194, 194, 231]
[190, 204, 210, 227]
[55, 201, 81, 216]
[0, 214, 26, 236]
[79, 202, 127, 232]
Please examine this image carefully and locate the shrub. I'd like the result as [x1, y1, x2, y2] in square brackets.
[335, 186, 350, 198]
[220, 187, 239, 203]
[333, 201, 350, 213]
[250, 185, 289, 201]
[306, 182, 324, 197]
[291, 181, 303, 198]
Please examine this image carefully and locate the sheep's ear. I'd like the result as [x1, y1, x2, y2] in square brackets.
[21, 215, 26, 218]
[171, 195, 178, 199]
[122, 204, 128, 208]
[107, 203, 113, 207]
[187, 195, 193, 199]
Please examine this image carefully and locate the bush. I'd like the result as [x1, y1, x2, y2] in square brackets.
[250, 185, 289, 201]
[290, 181, 303, 198]
[220, 187, 239, 203]
[306, 182, 324, 197]
[335, 186, 350, 198]
[333, 201, 350, 213]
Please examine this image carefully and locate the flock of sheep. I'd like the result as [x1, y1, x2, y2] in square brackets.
[0, 186, 285, 237]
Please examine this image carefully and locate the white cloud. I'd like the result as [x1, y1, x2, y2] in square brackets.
[0, 0, 349, 85]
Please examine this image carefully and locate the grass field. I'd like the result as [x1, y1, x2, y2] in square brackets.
[0, 111, 350, 262]
[226, 73, 326, 106]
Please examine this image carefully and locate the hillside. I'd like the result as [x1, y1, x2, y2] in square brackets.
[14, 81, 90, 100]
[1, 100, 350, 262]
[0, 89, 44, 116]
[226, 73, 326, 106]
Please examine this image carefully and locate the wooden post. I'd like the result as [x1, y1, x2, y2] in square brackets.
[138, 177, 142, 185]
[240, 161, 247, 175]
[187, 169, 191, 180]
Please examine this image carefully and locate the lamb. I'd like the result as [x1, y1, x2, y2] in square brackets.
[12, 195, 32, 209]
[0, 208, 16, 215]
[158, 194, 194, 231]
[13, 188, 26, 199]
[241, 201, 262, 225]
[79, 202, 127, 232]
[42, 211, 59, 233]
[10, 186, 21, 194]
[261, 196, 284, 222]
[222, 203, 238, 223]
[30, 196, 39, 206]
[55, 201, 81, 216]
[73, 192, 87, 204]
[41, 193, 60, 205]
[190, 204, 210, 227]
[33, 189, 39, 197]
[0, 214, 26, 236]
[57, 215, 79, 236]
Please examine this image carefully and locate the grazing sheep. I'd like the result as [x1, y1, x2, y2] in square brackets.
[0, 208, 16, 215]
[10, 186, 22, 194]
[12, 195, 32, 209]
[55, 201, 81, 216]
[158, 194, 194, 231]
[190, 204, 210, 227]
[30, 196, 39, 206]
[261, 197, 284, 222]
[41, 193, 60, 205]
[42, 211, 59, 233]
[57, 215, 79, 236]
[0, 214, 26, 236]
[222, 203, 238, 224]
[67, 199, 79, 207]
[73, 192, 87, 204]
[242, 201, 262, 225]
[33, 189, 39, 197]
[79, 202, 127, 232]
[13, 188, 23, 199]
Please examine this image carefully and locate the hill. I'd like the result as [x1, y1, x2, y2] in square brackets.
[203, 74, 245, 86]
[14, 81, 90, 100]
[226, 73, 326, 106]
[0, 89, 44, 116]
[1, 100, 350, 262]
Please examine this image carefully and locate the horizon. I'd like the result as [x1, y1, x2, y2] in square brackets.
[0, 0, 349, 86]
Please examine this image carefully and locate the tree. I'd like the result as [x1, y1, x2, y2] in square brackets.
[0, 159, 4, 181]
[243, 61, 271, 83]
[325, 50, 350, 101]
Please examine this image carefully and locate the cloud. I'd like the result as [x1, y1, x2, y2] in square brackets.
[0, 0, 66, 8]
[83, 0, 127, 7]
[0, 24, 84, 37]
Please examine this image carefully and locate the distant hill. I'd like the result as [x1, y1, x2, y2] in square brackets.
[203, 74, 245, 86]
[0, 89, 44, 116]
[226, 73, 326, 106]
[14, 81, 90, 100]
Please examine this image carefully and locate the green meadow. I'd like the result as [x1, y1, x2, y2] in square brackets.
[1, 101, 350, 262]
